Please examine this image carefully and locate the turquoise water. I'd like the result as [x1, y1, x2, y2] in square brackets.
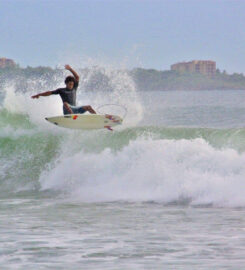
[1, 84, 245, 269]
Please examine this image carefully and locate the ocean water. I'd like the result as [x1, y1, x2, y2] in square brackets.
[1, 71, 245, 269]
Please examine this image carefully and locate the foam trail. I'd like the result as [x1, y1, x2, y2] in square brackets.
[40, 138, 245, 207]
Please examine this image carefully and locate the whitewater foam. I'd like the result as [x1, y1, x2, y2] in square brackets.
[2, 75, 245, 208]
[39, 137, 245, 207]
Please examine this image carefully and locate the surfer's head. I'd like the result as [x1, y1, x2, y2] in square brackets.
[65, 76, 76, 90]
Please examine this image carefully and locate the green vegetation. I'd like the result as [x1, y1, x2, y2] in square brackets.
[1, 65, 245, 92]
[131, 68, 245, 90]
[0, 66, 63, 93]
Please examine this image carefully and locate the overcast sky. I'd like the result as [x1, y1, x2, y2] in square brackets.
[1, 0, 245, 73]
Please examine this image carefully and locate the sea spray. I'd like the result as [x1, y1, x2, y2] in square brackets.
[39, 137, 245, 207]
[1, 65, 143, 127]
[77, 66, 143, 125]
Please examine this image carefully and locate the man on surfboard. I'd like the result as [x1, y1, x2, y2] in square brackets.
[31, 65, 96, 115]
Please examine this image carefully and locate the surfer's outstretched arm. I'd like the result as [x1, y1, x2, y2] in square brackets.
[65, 65, 79, 82]
[31, 91, 52, 99]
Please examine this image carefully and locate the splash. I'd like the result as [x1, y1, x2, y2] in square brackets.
[39, 137, 245, 207]
[77, 65, 143, 125]
[1, 65, 143, 127]
[2, 68, 245, 207]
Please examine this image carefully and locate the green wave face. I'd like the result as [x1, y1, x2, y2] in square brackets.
[1, 108, 245, 199]
[0, 110, 61, 194]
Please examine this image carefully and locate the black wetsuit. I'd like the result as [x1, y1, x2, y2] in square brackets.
[51, 81, 85, 114]
[51, 80, 79, 106]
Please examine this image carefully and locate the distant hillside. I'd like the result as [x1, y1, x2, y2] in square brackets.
[131, 68, 245, 90]
[0, 66, 63, 93]
[1, 65, 245, 92]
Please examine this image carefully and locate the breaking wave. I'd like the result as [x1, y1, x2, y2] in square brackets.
[1, 68, 245, 207]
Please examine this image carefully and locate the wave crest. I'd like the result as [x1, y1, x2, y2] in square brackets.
[40, 137, 245, 207]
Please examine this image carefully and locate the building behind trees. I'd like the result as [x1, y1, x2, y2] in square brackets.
[0, 57, 16, 68]
[171, 60, 216, 77]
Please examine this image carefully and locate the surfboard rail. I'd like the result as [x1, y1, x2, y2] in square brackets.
[45, 114, 123, 130]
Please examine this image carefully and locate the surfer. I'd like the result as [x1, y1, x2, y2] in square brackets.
[31, 65, 96, 115]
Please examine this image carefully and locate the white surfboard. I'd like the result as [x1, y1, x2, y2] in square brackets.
[45, 114, 123, 130]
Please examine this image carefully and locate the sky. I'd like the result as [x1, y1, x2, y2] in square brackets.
[1, 0, 245, 73]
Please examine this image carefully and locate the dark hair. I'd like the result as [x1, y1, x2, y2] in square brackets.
[65, 76, 76, 84]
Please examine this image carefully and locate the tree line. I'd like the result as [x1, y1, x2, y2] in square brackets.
[1, 65, 245, 92]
